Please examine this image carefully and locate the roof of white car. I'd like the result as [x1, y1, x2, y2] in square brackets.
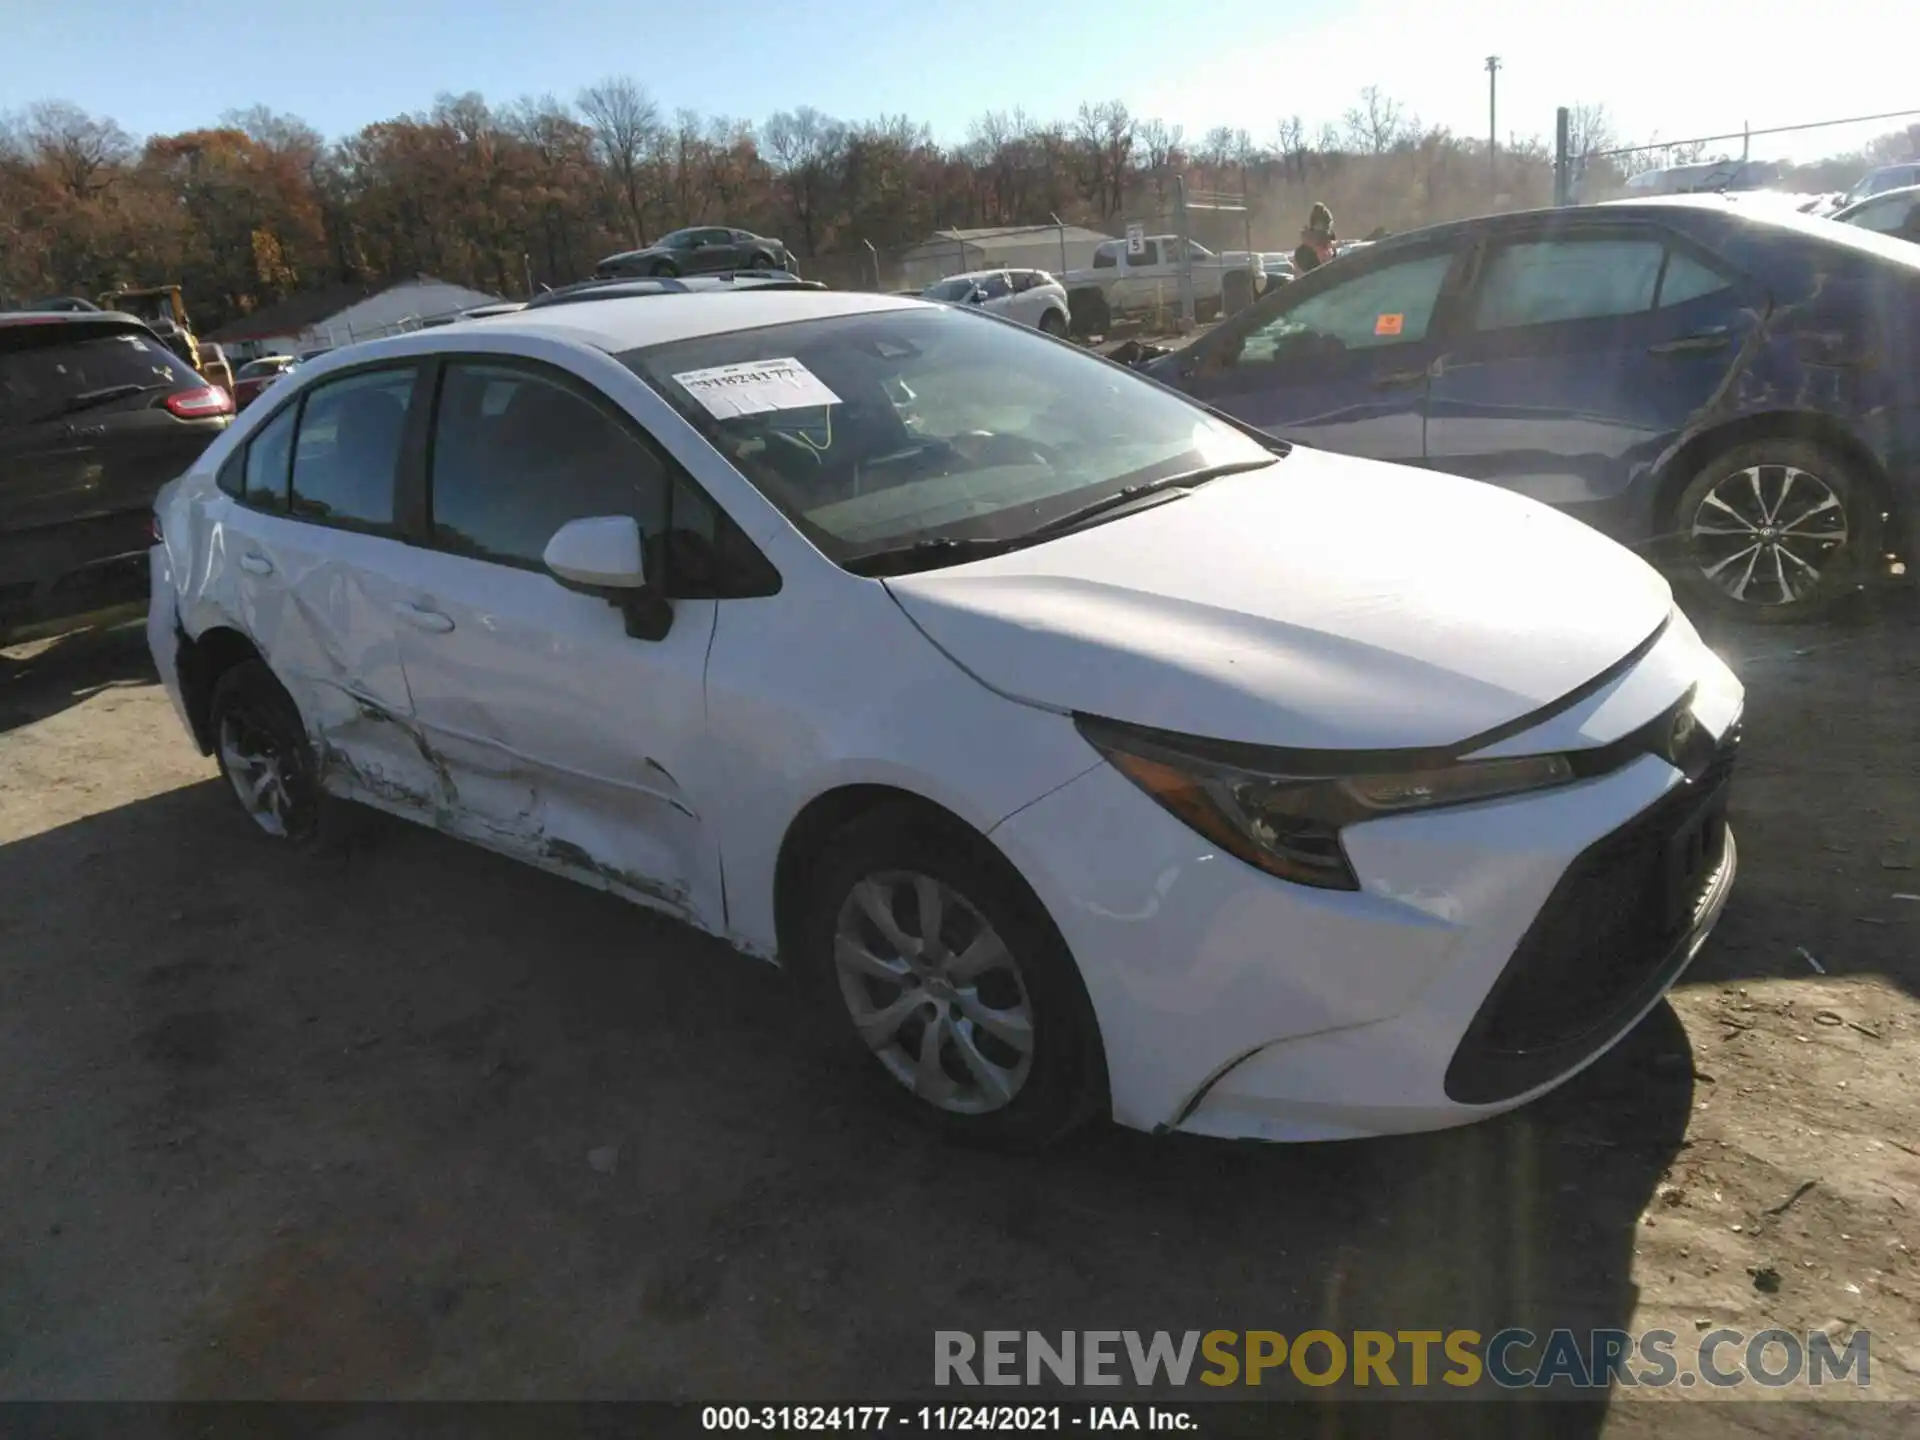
[938, 267, 1052, 282]
[438, 287, 925, 353]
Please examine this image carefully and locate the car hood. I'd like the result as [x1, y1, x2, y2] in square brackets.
[883, 452, 1674, 753]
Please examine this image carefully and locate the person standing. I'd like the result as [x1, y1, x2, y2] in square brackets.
[1293, 203, 1337, 274]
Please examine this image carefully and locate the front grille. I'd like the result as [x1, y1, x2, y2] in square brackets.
[1444, 725, 1739, 1106]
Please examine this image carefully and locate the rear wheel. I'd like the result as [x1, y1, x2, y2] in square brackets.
[795, 806, 1106, 1150]
[1669, 438, 1883, 624]
[208, 659, 340, 849]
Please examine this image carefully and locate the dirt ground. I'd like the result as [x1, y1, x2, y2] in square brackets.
[1, 587, 1916, 1427]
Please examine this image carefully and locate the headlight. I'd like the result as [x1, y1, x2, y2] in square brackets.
[1076, 718, 1575, 891]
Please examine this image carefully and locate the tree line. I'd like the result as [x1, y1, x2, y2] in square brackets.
[2, 81, 1908, 333]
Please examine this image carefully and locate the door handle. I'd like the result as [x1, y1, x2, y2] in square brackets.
[1648, 332, 1732, 355]
[1373, 368, 1429, 389]
[396, 602, 455, 633]
[239, 552, 273, 576]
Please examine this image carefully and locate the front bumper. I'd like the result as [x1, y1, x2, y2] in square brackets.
[989, 716, 1739, 1142]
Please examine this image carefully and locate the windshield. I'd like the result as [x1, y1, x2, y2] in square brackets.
[622, 305, 1274, 562]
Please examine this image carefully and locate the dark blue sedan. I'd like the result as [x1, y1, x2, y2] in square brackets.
[1147, 196, 1920, 621]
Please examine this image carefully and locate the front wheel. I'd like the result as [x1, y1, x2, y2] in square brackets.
[796, 807, 1106, 1150]
[1669, 439, 1883, 624]
[1037, 307, 1069, 337]
[651, 260, 680, 278]
[750, 252, 775, 270]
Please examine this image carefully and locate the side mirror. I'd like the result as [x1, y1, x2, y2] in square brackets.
[544, 515, 673, 641]
[544, 515, 648, 590]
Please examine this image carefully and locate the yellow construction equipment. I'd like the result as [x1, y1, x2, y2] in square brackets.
[97, 283, 203, 371]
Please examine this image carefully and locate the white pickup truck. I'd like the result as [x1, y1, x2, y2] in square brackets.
[1062, 235, 1231, 334]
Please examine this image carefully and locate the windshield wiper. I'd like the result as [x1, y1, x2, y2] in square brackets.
[35, 382, 166, 423]
[844, 457, 1281, 578]
[1020, 457, 1279, 541]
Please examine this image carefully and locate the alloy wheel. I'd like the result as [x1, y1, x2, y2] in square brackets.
[832, 871, 1035, 1115]
[1687, 463, 1848, 607]
[217, 708, 300, 838]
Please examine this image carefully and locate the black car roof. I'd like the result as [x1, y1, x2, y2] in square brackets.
[1354, 195, 1920, 268]
[0, 310, 158, 344]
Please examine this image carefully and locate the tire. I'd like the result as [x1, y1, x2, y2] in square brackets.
[1067, 287, 1110, 339]
[651, 260, 680, 278]
[207, 659, 344, 850]
[750, 253, 775, 270]
[1037, 307, 1068, 337]
[793, 805, 1107, 1150]
[1667, 438, 1884, 625]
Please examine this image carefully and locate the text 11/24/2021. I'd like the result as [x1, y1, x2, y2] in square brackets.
[700, 1405, 1199, 1432]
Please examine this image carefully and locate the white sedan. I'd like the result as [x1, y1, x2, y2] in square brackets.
[921, 268, 1071, 335]
[148, 286, 1743, 1149]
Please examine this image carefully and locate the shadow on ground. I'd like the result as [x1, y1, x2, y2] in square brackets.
[0, 777, 1693, 1423]
[0, 619, 155, 736]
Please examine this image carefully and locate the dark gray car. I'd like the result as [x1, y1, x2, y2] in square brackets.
[595, 227, 790, 280]
[2, 311, 232, 640]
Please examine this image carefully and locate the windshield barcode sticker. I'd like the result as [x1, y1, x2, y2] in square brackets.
[672, 358, 841, 418]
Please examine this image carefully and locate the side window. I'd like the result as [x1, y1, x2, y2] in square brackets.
[1235, 252, 1454, 364]
[289, 368, 415, 529]
[241, 403, 297, 512]
[216, 446, 245, 499]
[979, 272, 1014, 301]
[428, 361, 669, 569]
[1134, 239, 1161, 266]
[1009, 271, 1038, 293]
[1471, 239, 1664, 331]
[1092, 245, 1118, 270]
[1656, 251, 1733, 308]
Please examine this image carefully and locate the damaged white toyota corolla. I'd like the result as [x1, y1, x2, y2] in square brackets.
[148, 287, 1743, 1148]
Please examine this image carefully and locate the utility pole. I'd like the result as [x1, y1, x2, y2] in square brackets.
[1485, 56, 1502, 181]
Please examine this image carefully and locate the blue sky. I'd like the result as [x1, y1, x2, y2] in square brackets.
[3, 0, 1910, 163]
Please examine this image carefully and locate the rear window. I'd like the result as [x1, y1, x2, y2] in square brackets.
[0, 326, 200, 427]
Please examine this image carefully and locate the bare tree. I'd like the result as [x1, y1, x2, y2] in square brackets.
[1136, 117, 1183, 207]
[1199, 125, 1236, 172]
[764, 106, 845, 255]
[221, 106, 323, 159]
[1342, 86, 1406, 155]
[1276, 114, 1309, 182]
[1565, 103, 1620, 162]
[1072, 100, 1133, 217]
[578, 76, 661, 246]
[20, 100, 132, 197]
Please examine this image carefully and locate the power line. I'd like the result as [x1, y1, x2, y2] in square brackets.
[1584, 106, 1920, 161]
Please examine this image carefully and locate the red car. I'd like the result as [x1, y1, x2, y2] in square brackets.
[231, 354, 297, 410]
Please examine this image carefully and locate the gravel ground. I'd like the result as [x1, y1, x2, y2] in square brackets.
[1, 591, 1915, 1427]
